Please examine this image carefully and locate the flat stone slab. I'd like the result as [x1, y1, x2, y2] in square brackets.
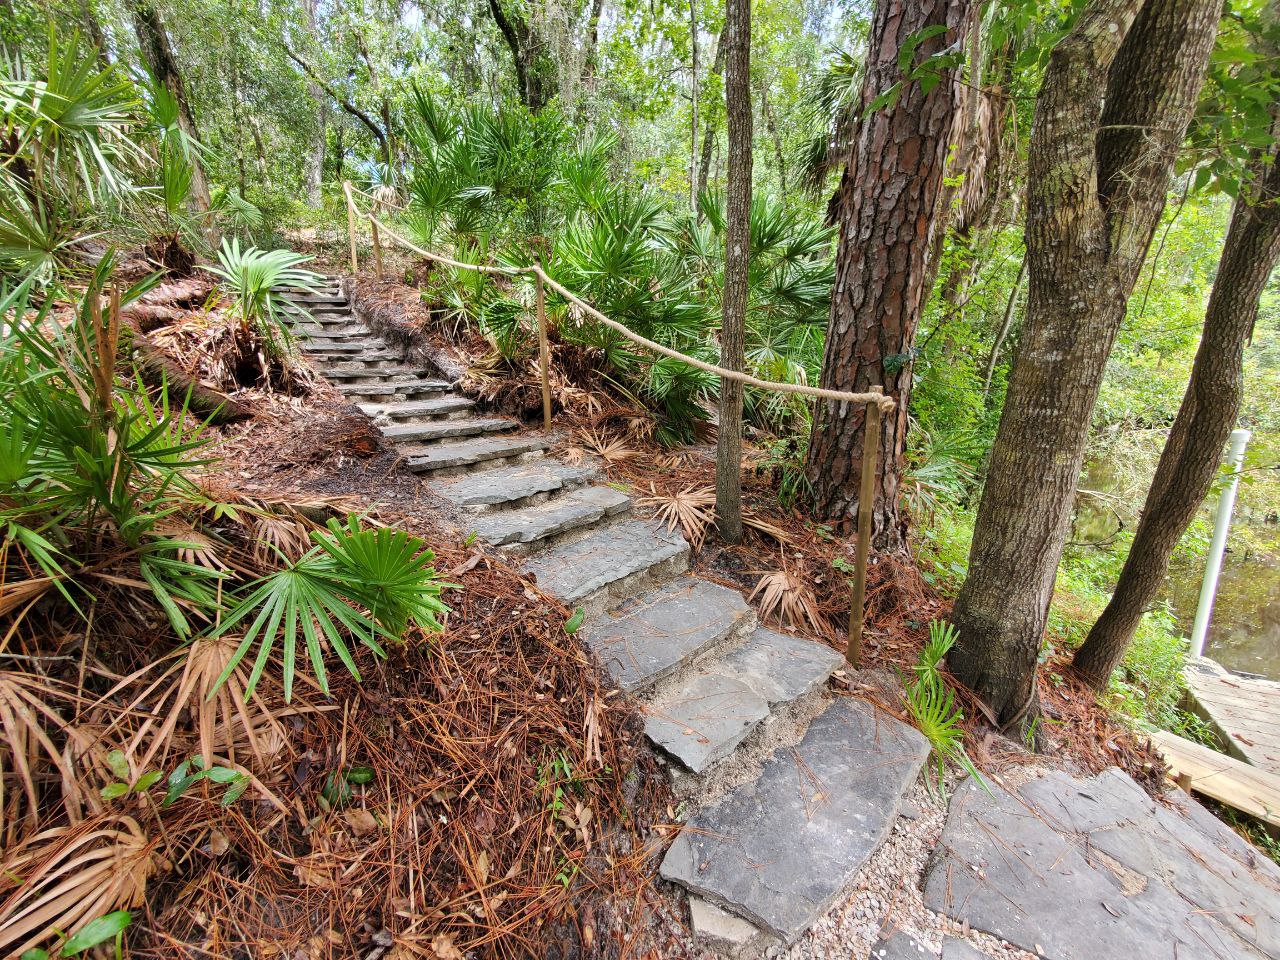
[645, 673, 770, 772]
[661, 698, 930, 942]
[338, 379, 451, 397]
[404, 435, 548, 472]
[382, 417, 515, 443]
[871, 930, 935, 959]
[521, 518, 688, 604]
[716, 627, 843, 705]
[471, 485, 630, 546]
[688, 896, 764, 952]
[587, 577, 751, 692]
[437, 462, 594, 509]
[942, 938, 988, 960]
[923, 767, 1280, 960]
[1186, 657, 1280, 776]
[360, 396, 474, 419]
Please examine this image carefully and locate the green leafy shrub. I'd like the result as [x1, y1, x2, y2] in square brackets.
[205, 237, 323, 356]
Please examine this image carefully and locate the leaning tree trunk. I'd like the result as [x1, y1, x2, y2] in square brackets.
[300, 0, 326, 204]
[948, 0, 1220, 732]
[714, 0, 751, 544]
[1073, 128, 1280, 688]
[132, 0, 210, 213]
[804, 0, 977, 554]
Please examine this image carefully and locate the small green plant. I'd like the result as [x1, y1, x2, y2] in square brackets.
[204, 237, 324, 356]
[563, 607, 585, 634]
[320, 765, 375, 809]
[212, 515, 454, 701]
[98, 750, 162, 800]
[161, 756, 250, 808]
[19, 909, 132, 959]
[913, 619, 958, 689]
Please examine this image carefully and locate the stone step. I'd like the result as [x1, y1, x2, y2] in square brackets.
[312, 351, 404, 366]
[404, 434, 550, 473]
[382, 416, 517, 443]
[586, 577, 752, 694]
[302, 340, 375, 354]
[337, 379, 452, 398]
[643, 627, 842, 773]
[660, 698, 929, 946]
[520, 518, 689, 611]
[301, 303, 350, 315]
[325, 366, 436, 383]
[470, 485, 631, 548]
[359, 396, 475, 420]
[296, 323, 369, 337]
[436, 461, 596, 510]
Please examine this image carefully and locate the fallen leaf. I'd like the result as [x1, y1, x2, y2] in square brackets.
[344, 808, 379, 837]
[432, 933, 464, 960]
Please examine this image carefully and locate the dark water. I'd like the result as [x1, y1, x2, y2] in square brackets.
[1076, 467, 1280, 681]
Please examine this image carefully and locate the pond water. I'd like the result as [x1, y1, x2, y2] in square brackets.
[1075, 466, 1280, 680]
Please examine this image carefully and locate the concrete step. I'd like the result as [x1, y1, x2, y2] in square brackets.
[404, 434, 549, 473]
[660, 698, 929, 947]
[586, 577, 753, 694]
[643, 627, 842, 774]
[359, 396, 475, 420]
[382, 416, 517, 443]
[470, 485, 631, 548]
[520, 518, 689, 613]
[337, 379, 452, 399]
[436, 461, 596, 510]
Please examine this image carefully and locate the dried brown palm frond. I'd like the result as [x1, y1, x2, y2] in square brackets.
[250, 512, 314, 566]
[154, 518, 230, 571]
[750, 567, 830, 639]
[556, 384, 605, 417]
[638, 483, 715, 550]
[0, 815, 153, 958]
[0, 672, 85, 841]
[743, 512, 792, 544]
[576, 428, 635, 464]
[116, 635, 299, 779]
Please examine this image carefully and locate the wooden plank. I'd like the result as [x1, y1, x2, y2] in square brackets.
[1184, 657, 1280, 776]
[1148, 728, 1280, 829]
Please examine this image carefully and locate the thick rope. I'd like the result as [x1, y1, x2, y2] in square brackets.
[345, 188, 897, 412]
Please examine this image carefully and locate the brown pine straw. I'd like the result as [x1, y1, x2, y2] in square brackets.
[121, 540, 680, 959]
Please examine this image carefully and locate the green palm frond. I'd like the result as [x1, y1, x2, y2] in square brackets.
[204, 238, 322, 355]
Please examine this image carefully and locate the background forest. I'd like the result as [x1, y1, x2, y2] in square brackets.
[2, 0, 1280, 950]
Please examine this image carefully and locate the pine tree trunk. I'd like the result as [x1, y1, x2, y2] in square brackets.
[1073, 133, 1280, 688]
[714, 0, 751, 544]
[804, 0, 976, 554]
[132, 0, 211, 212]
[948, 0, 1220, 732]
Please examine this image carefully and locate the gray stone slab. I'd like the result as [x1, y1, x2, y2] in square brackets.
[325, 365, 433, 381]
[520, 518, 688, 603]
[941, 938, 987, 960]
[471, 485, 630, 546]
[716, 627, 842, 705]
[645, 673, 769, 772]
[660, 698, 930, 942]
[587, 577, 751, 692]
[923, 768, 1280, 960]
[382, 417, 515, 442]
[338, 379, 451, 396]
[404, 435, 548, 472]
[360, 396, 474, 419]
[437, 462, 594, 508]
[871, 930, 936, 959]
[688, 897, 765, 952]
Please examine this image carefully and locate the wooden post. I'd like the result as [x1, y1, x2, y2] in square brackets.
[342, 181, 358, 274]
[847, 386, 884, 668]
[535, 266, 552, 431]
[371, 216, 385, 279]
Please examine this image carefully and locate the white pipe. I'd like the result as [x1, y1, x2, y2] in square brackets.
[1189, 428, 1251, 659]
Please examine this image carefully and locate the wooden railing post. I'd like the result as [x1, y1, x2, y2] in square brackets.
[342, 181, 359, 274]
[847, 386, 884, 668]
[370, 216, 385, 279]
[535, 266, 552, 431]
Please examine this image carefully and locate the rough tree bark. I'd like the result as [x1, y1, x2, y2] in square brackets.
[803, 0, 977, 553]
[1073, 131, 1280, 688]
[948, 0, 1220, 732]
[131, 0, 210, 212]
[300, 0, 326, 203]
[488, 0, 550, 112]
[714, 0, 751, 543]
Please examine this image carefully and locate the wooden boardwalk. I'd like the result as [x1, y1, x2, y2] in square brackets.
[1185, 656, 1280, 776]
[1148, 729, 1280, 828]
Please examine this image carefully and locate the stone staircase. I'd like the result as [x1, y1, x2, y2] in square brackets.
[290, 278, 931, 954]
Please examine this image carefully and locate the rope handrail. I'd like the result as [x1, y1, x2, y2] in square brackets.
[342, 183, 897, 413]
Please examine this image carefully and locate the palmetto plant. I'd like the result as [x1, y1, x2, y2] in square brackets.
[214, 516, 453, 702]
[205, 237, 323, 356]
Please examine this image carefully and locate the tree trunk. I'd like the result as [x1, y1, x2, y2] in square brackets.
[948, 0, 1220, 732]
[1073, 132, 1280, 688]
[488, 0, 550, 112]
[714, 0, 751, 544]
[696, 27, 725, 206]
[301, 0, 326, 203]
[689, 0, 699, 211]
[982, 257, 1025, 398]
[803, 0, 977, 554]
[131, 0, 210, 212]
